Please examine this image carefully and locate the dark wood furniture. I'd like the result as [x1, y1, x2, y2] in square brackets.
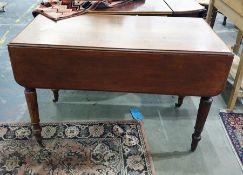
[8, 15, 233, 151]
[33, 0, 205, 107]
[89, 0, 205, 17]
[89, 0, 173, 15]
[163, 0, 205, 16]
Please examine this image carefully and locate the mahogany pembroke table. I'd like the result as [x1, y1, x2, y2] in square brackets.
[8, 15, 233, 151]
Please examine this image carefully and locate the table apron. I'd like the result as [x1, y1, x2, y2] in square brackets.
[8, 46, 233, 96]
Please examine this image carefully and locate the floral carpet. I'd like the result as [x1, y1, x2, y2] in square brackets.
[0, 120, 155, 175]
[220, 112, 243, 166]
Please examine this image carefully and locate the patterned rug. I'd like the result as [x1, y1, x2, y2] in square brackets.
[0, 120, 155, 175]
[33, 0, 130, 21]
[220, 112, 243, 166]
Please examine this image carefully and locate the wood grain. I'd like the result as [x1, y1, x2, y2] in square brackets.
[9, 46, 232, 96]
[222, 0, 243, 17]
[89, 0, 172, 15]
[11, 15, 231, 54]
[9, 15, 233, 97]
[8, 14, 234, 151]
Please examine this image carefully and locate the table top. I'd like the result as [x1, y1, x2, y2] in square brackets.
[89, 0, 204, 15]
[164, 0, 204, 14]
[89, 0, 172, 15]
[11, 15, 231, 55]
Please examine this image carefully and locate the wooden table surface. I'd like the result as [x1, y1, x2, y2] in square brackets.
[8, 15, 233, 151]
[11, 15, 229, 54]
[89, 0, 204, 15]
[164, 0, 204, 14]
[90, 0, 172, 15]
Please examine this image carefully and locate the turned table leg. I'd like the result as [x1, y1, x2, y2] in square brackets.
[175, 96, 185, 107]
[25, 88, 43, 146]
[51, 89, 59, 102]
[222, 16, 227, 26]
[191, 96, 213, 152]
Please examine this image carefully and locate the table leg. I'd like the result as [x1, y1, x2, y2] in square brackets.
[25, 88, 43, 146]
[232, 31, 243, 54]
[51, 89, 59, 102]
[222, 16, 227, 26]
[191, 96, 213, 152]
[175, 96, 185, 107]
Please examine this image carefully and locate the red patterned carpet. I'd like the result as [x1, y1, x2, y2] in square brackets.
[0, 120, 155, 174]
[220, 112, 243, 167]
[33, 0, 129, 21]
